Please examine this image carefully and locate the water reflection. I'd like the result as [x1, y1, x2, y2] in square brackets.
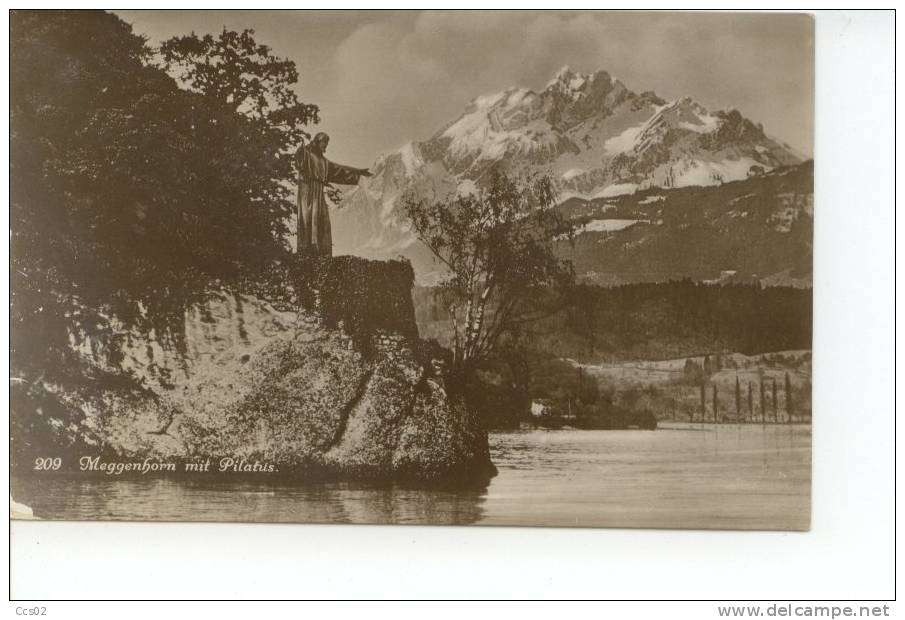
[12, 424, 810, 530]
[483, 424, 811, 530]
[11, 477, 488, 526]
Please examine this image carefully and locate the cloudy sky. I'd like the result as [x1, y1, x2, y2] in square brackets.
[116, 10, 814, 165]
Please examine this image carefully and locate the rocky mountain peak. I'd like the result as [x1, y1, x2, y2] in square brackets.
[544, 66, 614, 91]
[331, 66, 805, 272]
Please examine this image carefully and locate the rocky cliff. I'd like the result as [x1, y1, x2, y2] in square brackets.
[11, 257, 496, 484]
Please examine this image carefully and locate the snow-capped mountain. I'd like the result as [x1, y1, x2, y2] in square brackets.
[331, 66, 804, 276]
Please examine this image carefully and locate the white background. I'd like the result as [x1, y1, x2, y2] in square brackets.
[4, 6, 897, 608]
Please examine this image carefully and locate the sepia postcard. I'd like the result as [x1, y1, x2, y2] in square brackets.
[10, 10, 813, 529]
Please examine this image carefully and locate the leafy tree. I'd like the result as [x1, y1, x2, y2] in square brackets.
[160, 29, 310, 116]
[12, 10, 173, 375]
[159, 27, 320, 254]
[402, 169, 576, 381]
[11, 11, 319, 378]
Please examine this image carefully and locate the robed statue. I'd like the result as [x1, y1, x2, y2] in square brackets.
[295, 132, 371, 257]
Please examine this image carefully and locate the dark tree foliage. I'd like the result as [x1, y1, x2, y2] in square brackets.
[416, 279, 811, 363]
[555, 281, 811, 360]
[772, 377, 778, 422]
[759, 378, 767, 422]
[683, 358, 705, 383]
[11, 11, 318, 378]
[699, 382, 706, 422]
[748, 381, 754, 418]
[712, 383, 718, 423]
[785, 372, 794, 420]
[159, 28, 319, 210]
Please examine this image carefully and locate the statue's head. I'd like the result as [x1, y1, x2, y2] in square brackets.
[312, 132, 330, 154]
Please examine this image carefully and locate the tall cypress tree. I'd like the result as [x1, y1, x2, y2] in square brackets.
[748, 381, 754, 421]
[760, 378, 766, 424]
[735, 376, 742, 422]
[772, 377, 778, 422]
[712, 383, 719, 423]
[785, 372, 794, 423]
[700, 381, 706, 423]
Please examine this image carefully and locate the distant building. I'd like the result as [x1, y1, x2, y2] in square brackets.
[703, 270, 738, 285]
[531, 400, 553, 417]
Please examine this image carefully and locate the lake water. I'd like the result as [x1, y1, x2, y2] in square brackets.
[11, 424, 810, 530]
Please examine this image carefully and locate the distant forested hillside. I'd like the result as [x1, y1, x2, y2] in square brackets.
[415, 280, 811, 363]
[557, 161, 813, 287]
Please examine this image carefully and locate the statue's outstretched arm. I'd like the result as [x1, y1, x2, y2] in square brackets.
[326, 160, 372, 185]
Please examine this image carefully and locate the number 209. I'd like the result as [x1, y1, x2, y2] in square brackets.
[33, 457, 61, 470]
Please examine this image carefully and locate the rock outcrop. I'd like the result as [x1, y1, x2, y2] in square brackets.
[11, 257, 496, 484]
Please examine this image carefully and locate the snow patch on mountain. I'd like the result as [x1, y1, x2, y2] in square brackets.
[562, 168, 586, 180]
[669, 157, 762, 188]
[558, 191, 592, 203]
[604, 122, 646, 154]
[399, 142, 424, 175]
[581, 219, 642, 233]
[593, 183, 638, 198]
[679, 110, 720, 133]
[441, 87, 550, 162]
[569, 75, 587, 92]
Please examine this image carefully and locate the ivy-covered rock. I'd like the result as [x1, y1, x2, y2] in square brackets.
[11, 257, 496, 484]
